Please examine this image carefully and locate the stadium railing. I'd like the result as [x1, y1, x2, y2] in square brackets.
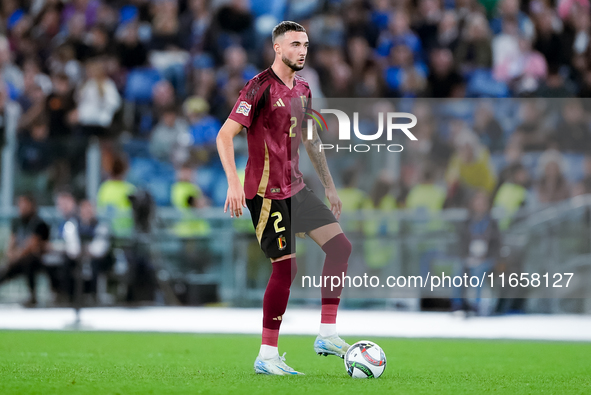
[0, 197, 590, 312]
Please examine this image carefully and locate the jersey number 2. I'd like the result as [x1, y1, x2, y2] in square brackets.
[271, 212, 285, 233]
[289, 117, 297, 137]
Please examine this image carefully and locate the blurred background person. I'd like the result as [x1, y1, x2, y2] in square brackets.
[453, 190, 500, 315]
[75, 56, 121, 139]
[78, 199, 114, 304]
[535, 149, 571, 204]
[0, 194, 50, 306]
[446, 131, 497, 206]
[149, 104, 190, 165]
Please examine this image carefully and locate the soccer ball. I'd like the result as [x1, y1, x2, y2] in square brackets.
[344, 340, 386, 378]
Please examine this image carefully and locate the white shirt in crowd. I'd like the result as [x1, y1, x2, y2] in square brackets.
[77, 78, 121, 128]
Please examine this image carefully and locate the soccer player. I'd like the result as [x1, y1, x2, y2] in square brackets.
[216, 21, 352, 375]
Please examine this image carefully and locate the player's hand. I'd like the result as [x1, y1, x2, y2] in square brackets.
[224, 179, 247, 218]
[325, 186, 342, 220]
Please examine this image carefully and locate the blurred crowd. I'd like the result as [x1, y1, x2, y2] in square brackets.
[0, 0, 591, 207]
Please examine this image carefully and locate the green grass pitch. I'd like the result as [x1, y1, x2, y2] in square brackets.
[1, 331, 590, 395]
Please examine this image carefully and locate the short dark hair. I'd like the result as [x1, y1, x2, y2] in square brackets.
[272, 21, 306, 43]
[111, 155, 129, 178]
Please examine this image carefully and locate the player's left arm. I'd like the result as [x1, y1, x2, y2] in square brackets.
[302, 121, 342, 219]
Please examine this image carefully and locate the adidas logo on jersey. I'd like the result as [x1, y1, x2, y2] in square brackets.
[273, 98, 286, 107]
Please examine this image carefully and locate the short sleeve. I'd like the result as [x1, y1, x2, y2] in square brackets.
[228, 79, 262, 128]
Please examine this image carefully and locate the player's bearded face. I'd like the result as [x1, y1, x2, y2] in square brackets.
[277, 31, 308, 71]
[282, 54, 304, 71]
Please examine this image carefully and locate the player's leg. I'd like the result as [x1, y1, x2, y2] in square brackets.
[246, 195, 303, 375]
[260, 253, 297, 358]
[308, 223, 352, 357]
[292, 187, 352, 358]
[254, 252, 304, 375]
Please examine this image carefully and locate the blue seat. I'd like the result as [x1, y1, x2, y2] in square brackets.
[124, 68, 162, 103]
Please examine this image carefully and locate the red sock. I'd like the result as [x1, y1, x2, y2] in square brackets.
[320, 233, 351, 324]
[321, 300, 339, 324]
[262, 256, 297, 346]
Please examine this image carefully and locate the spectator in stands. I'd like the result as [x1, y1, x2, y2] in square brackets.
[0, 80, 21, 156]
[336, 167, 371, 234]
[496, 136, 524, 188]
[347, 36, 372, 79]
[426, 47, 465, 97]
[384, 43, 427, 97]
[149, 104, 190, 165]
[0, 194, 50, 306]
[490, 0, 535, 39]
[354, 60, 387, 97]
[412, 0, 443, 55]
[48, 44, 83, 86]
[362, 173, 398, 272]
[552, 99, 591, 152]
[17, 116, 52, 174]
[536, 149, 571, 204]
[150, 0, 183, 51]
[75, 56, 121, 138]
[0, 35, 24, 93]
[494, 18, 547, 94]
[574, 155, 591, 195]
[59, 13, 91, 63]
[455, 12, 493, 74]
[183, 96, 220, 163]
[86, 25, 113, 60]
[473, 102, 505, 153]
[436, 10, 460, 52]
[179, 0, 212, 53]
[533, 8, 564, 70]
[377, 10, 422, 60]
[216, 46, 258, 88]
[406, 166, 447, 213]
[115, 15, 148, 71]
[62, 0, 101, 29]
[46, 73, 76, 140]
[17, 59, 49, 132]
[454, 190, 500, 315]
[152, 80, 176, 117]
[534, 64, 577, 97]
[513, 101, 548, 151]
[446, 131, 497, 197]
[493, 163, 529, 230]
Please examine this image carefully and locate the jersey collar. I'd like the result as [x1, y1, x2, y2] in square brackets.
[269, 67, 297, 89]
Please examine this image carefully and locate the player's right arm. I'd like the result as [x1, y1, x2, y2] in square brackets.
[216, 118, 247, 218]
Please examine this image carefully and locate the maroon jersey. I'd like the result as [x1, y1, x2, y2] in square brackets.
[229, 67, 311, 200]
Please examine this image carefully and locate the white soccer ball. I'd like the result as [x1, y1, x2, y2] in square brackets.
[344, 340, 387, 378]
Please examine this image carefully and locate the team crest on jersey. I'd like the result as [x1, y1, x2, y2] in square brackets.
[277, 235, 287, 251]
[236, 101, 252, 116]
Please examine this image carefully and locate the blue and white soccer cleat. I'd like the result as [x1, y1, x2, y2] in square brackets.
[314, 334, 350, 358]
[254, 352, 305, 375]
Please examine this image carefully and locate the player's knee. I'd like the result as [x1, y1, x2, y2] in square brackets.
[322, 233, 352, 262]
[271, 255, 298, 284]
